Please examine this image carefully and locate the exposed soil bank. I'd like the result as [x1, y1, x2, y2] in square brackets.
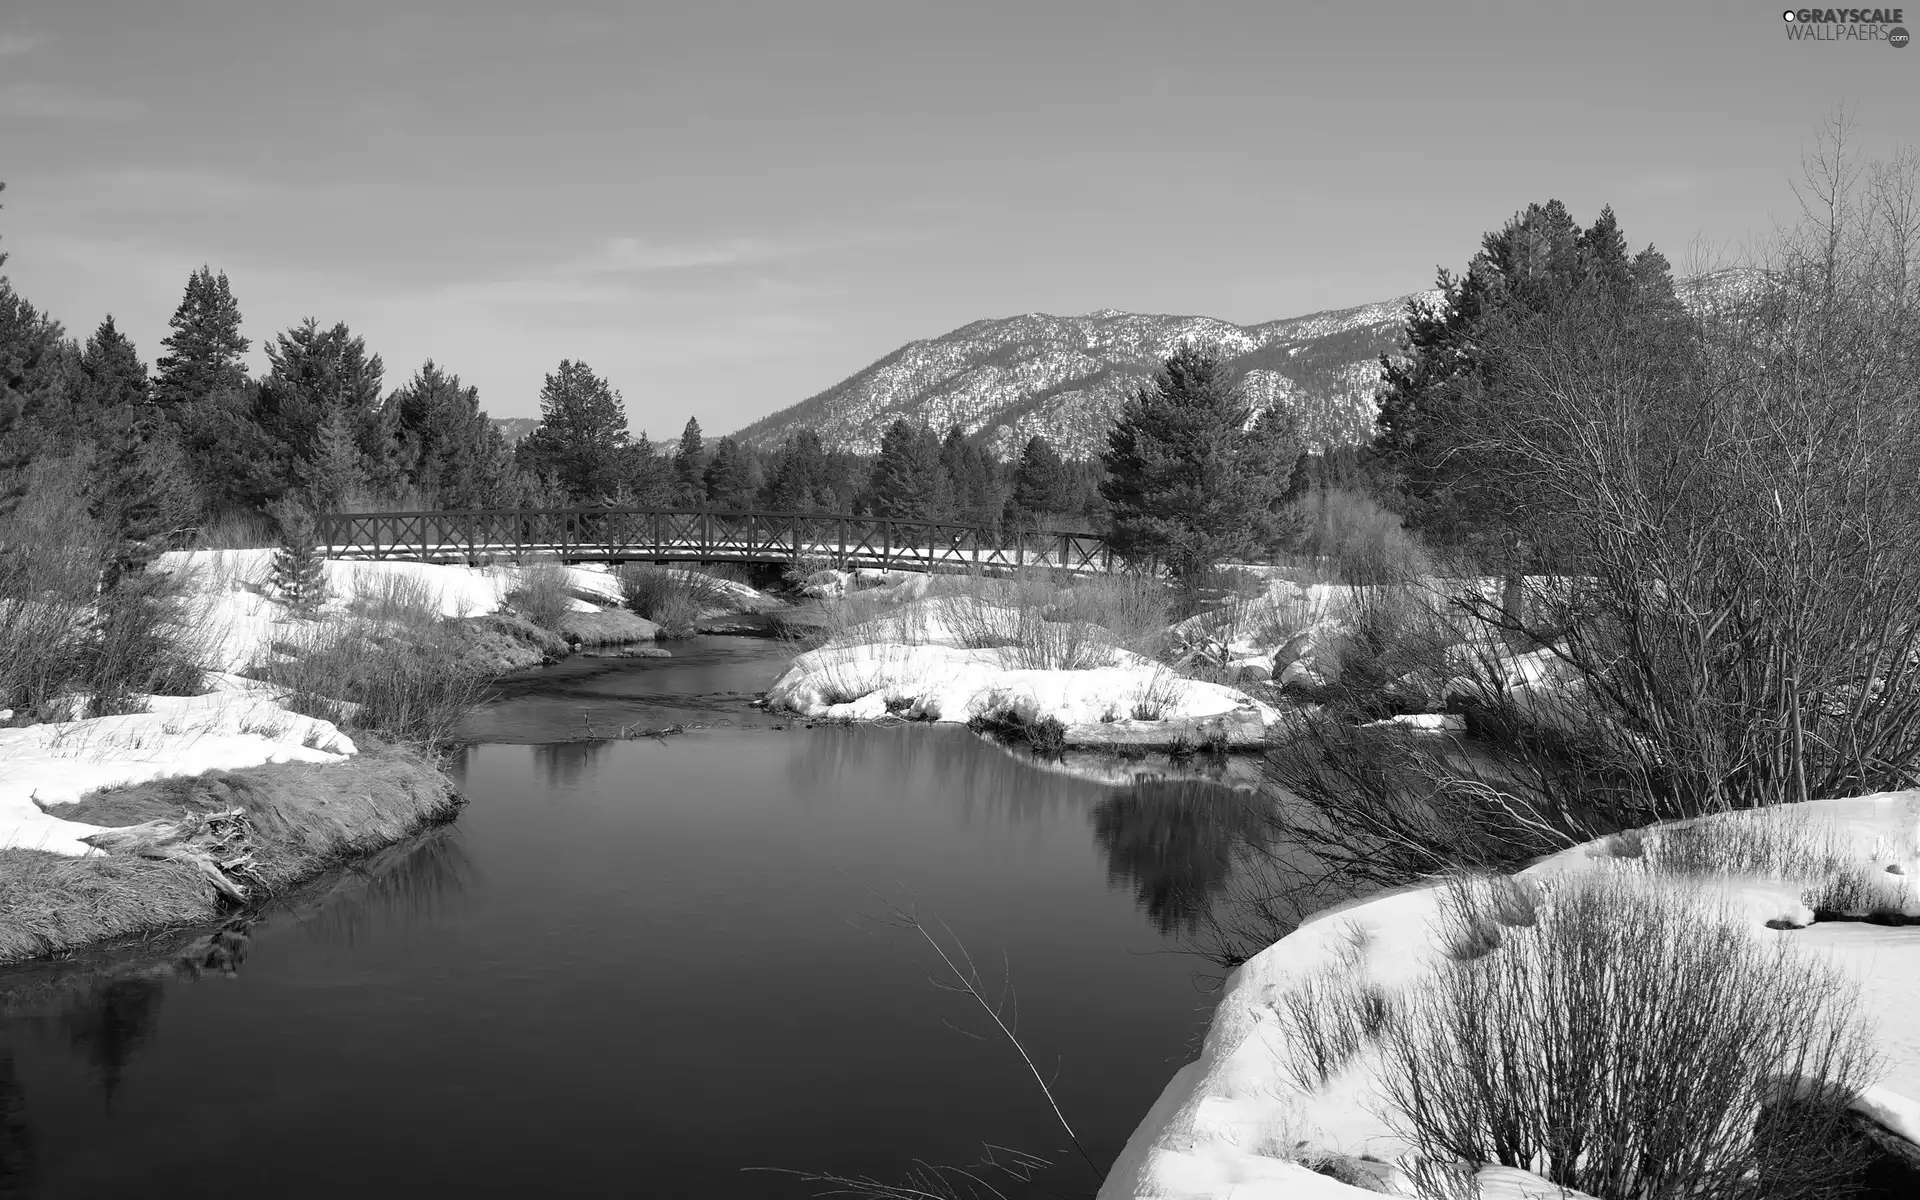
[0, 741, 458, 964]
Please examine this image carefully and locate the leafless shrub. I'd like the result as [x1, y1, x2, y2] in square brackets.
[1128, 665, 1188, 720]
[1295, 486, 1431, 586]
[503, 557, 572, 633]
[1272, 924, 1397, 1090]
[1382, 873, 1879, 1200]
[1263, 713, 1660, 891]
[614, 563, 732, 638]
[0, 458, 210, 718]
[1050, 570, 1172, 659]
[1446, 123, 1920, 813]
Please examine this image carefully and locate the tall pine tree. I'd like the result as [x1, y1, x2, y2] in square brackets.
[867, 419, 951, 520]
[76, 316, 149, 418]
[762, 428, 836, 511]
[702, 436, 760, 510]
[385, 361, 526, 508]
[1006, 434, 1073, 527]
[1100, 343, 1302, 580]
[1373, 201, 1686, 553]
[672, 417, 706, 507]
[515, 360, 632, 503]
[153, 267, 249, 411]
[938, 426, 1003, 527]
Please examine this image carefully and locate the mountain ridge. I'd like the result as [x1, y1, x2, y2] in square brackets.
[730, 293, 1438, 459]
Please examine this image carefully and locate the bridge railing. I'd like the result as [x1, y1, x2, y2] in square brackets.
[312, 508, 1126, 574]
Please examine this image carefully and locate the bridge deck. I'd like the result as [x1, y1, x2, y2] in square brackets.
[314, 508, 1123, 574]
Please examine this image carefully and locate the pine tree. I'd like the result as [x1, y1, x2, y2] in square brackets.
[173, 380, 280, 516]
[91, 411, 202, 584]
[867, 419, 951, 520]
[938, 426, 1003, 527]
[702, 436, 760, 510]
[672, 417, 706, 507]
[1006, 434, 1073, 527]
[513, 360, 631, 503]
[153, 267, 249, 410]
[1100, 343, 1302, 580]
[76, 316, 150, 422]
[1372, 201, 1686, 550]
[268, 498, 329, 616]
[258, 318, 384, 471]
[763, 428, 833, 510]
[619, 434, 675, 506]
[0, 277, 68, 466]
[298, 404, 372, 512]
[385, 360, 527, 507]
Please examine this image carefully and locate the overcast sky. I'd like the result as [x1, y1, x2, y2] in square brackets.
[1, 1, 1913, 434]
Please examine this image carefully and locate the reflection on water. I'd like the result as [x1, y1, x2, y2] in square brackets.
[59, 979, 165, 1109]
[0, 825, 470, 1036]
[1091, 782, 1275, 936]
[282, 825, 474, 948]
[533, 739, 610, 789]
[0, 1052, 32, 1198]
[0, 652, 1360, 1198]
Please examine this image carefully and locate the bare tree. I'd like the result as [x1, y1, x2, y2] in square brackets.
[1449, 121, 1920, 813]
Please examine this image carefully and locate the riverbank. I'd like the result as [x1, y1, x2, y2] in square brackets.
[1100, 793, 1920, 1198]
[0, 552, 785, 965]
[0, 738, 457, 962]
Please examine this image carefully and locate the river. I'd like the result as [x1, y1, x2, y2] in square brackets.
[0, 637, 1330, 1198]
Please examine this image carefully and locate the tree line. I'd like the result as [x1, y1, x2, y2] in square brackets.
[0, 225, 1139, 575]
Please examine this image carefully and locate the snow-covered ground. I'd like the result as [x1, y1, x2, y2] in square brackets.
[159, 549, 629, 672]
[766, 591, 1278, 741]
[2, 552, 772, 859]
[1100, 792, 1920, 1199]
[0, 674, 356, 855]
[1, 551, 636, 856]
[769, 640, 1275, 728]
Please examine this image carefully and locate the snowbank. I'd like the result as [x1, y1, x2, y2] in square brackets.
[766, 641, 1277, 737]
[157, 548, 633, 672]
[0, 676, 356, 856]
[5, 549, 608, 857]
[1100, 792, 1920, 1198]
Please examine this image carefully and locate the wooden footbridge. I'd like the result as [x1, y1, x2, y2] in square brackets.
[314, 508, 1126, 575]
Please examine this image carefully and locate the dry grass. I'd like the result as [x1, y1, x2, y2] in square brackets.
[1643, 810, 1910, 918]
[345, 570, 445, 628]
[809, 644, 915, 708]
[190, 509, 277, 551]
[0, 849, 213, 963]
[614, 563, 734, 638]
[444, 611, 570, 670]
[557, 607, 660, 646]
[0, 742, 459, 963]
[503, 557, 573, 633]
[833, 569, 1175, 673]
[250, 617, 491, 750]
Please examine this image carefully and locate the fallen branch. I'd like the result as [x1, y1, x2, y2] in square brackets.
[79, 807, 266, 903]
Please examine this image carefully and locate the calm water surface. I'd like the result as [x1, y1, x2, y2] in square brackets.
[0, 638, 1324, 1198]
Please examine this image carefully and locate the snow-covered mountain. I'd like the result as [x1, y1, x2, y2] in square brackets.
[732, 294, 1437, 459]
